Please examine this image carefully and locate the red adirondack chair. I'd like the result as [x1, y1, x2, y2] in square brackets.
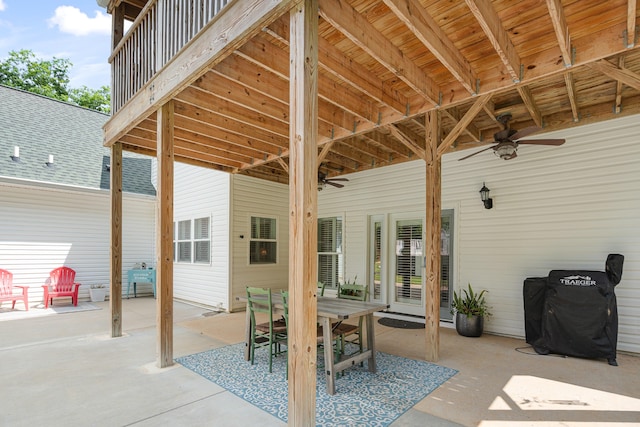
[42, 267, 81, 308]
[0, 269, 29, 311]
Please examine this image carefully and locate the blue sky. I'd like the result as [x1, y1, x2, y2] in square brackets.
[0, 0, 112, 89]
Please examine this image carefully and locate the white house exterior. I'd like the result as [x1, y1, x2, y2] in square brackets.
[0, 86, 156, 304]
[316, 113, 640, 354]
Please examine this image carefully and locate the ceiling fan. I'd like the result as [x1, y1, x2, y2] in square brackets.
[458, 113, 565, 161]
[318, 170, 348, 191]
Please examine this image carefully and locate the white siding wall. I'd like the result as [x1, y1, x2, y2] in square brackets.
[230, 174, 289, 311]
[173, 163, 230, 309]
[0, 182, 155, 303]
[318, 114, 640, 354]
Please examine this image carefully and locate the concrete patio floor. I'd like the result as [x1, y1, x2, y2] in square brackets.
[1, 297, 638, 426]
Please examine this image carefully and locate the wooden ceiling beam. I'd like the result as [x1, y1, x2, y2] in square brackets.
[319, 0, 439, 105]
[516, 85, 543, 128]
[386, 124, 426, 160]
[383, 0, 477, 94]
[564, 72, 580, 122]
[545, 0, 572, 66]
[615, 57, 625, 114]
[177, 86, 288, 138]
[587, 59, 640, 91]
[237, 35, 380, 123]
[363, 131, 412, 161]
[441, 108, 481, 142]
[438, 93, 492, 157]
[628, 0, 637, 48]
[465, 0, 521, 82]
[265, 18, 409, 114]
[173, 103, 287, 155]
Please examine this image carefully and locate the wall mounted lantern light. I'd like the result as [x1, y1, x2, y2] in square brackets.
[479, 182, 493, 209]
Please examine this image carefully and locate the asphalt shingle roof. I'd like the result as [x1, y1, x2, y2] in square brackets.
[0, 85, 156, 196]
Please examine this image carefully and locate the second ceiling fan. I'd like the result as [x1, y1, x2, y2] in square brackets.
[458, 113, 565, 161]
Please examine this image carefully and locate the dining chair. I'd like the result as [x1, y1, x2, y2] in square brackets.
[334, 282, 369, 356]
[246, 286, 288, 373]
[317, 281, 326, 297]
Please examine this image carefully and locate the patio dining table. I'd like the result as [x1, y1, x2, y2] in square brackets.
[237, 292, 389, 394]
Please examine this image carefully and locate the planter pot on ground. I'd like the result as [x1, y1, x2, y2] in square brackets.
[89, 288, 106, 302]
[455, 313, 484, 337]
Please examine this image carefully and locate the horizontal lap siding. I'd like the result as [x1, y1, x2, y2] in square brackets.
[230, 175, 289, 311]
[173, 163, 230, 310]
[317, 114, 640, 353]
[0, 183, 155, 303]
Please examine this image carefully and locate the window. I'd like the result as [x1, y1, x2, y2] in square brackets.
[317, 216, 343, 289]
[173, 217, 211, 264]
[177, 220, 192, 262]
[250, 216, 277, 264]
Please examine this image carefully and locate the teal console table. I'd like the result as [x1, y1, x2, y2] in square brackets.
[127, 269, 156, 298]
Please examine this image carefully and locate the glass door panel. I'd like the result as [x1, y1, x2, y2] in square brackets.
[389, 219, 423, 315]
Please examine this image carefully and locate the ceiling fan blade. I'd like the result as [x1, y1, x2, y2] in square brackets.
[511, 125, 542, 140]
[458, 145, 496, 161]
[505, 151, 518, 160]
[517, 138, 566, 146]
[326, 178, 349, 182]
[326, 181, 345, 188]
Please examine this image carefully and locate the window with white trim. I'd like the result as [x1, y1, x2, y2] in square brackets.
[173, 217, 210, 264]
[317, 216, 343, 290]
[250, 216, 277, 264]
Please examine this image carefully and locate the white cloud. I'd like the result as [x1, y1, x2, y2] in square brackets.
[48, 6, 110, 36]
[0, 0, 6, 12]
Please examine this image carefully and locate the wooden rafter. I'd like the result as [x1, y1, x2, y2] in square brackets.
[383, 0, 477, 94]
[465, 0, 521, 82]
[517, 85, 543, 128]
[628, 0, 637, 48]
[438, 93, 492, 157]
[385, 124, 426, 160]
[587, 59, 640, 91]
[564, 72, 579, 122]
[546, 0, 572, 66]
[442, 108, 481, 142]
[615, 57, 626, 114]
[319, 0, 439, 105]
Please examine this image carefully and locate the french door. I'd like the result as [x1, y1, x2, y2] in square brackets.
[369, 211, 454, 319]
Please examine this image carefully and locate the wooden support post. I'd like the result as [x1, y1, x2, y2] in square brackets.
[110, 142, 123, 338]
[156, 101, 175, 368]
[424, 110, 441, 362]
[109, 3, 126, 339]
[288, 1, 319, 425]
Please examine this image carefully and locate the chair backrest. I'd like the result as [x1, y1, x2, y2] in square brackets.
[49, 267, 77, 292]
[246, 286, 273, 325]
[0, 269, 13, 296]
[337, 282, 369, 301]
[317, 281, 326, 297]
[280, 290, 289, 327]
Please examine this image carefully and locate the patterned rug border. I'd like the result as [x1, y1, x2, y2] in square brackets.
[177, 343, 457, 427]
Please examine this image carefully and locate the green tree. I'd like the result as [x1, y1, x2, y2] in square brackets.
[0, 49, 110, 113]
[69, 85, 111, 113]
[0, 49, 71, 101]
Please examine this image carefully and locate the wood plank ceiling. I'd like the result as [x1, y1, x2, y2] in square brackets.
[113, 0, 640, 184]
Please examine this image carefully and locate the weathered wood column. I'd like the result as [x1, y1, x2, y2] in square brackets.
[288, 0, 319, 425]
[424, 110, 441, 362]
[110, 142, 123, 337]
[109, 2, 125, 339]
[156, 100, 175, 368]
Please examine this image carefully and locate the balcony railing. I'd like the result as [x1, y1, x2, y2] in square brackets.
[110, 0, 230, 113]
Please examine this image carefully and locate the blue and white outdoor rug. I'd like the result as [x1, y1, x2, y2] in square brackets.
[177, 343, 457, 426]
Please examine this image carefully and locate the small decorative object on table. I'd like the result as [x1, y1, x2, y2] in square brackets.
[89, 284, 107, 302]
[451, 283, 491, 337]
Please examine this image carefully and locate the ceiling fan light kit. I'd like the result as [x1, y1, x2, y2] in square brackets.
[458, 113, 566, 162]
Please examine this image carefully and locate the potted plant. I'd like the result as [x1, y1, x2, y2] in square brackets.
[89, 284, 107, 302]
[451, 283, 491, 337]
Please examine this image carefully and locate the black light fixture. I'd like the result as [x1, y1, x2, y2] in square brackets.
[479, 182, 493, 209]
